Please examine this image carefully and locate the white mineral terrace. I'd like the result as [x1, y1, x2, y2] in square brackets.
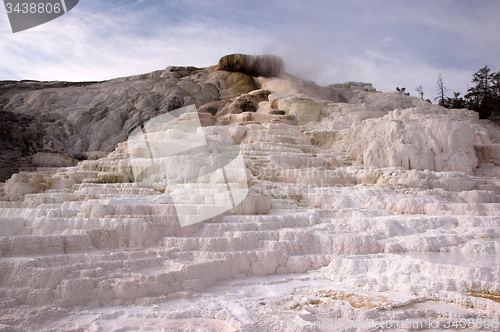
[1, 75, 500, 331]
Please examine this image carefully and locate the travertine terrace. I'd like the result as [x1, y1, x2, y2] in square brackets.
[1, 54, 500, 331]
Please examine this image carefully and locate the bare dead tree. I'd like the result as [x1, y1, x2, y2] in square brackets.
[435, 73, 449, 106]
[416, 85, 425, 100]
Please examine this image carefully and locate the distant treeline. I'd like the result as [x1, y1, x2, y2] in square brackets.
[397, 66, 500, 120]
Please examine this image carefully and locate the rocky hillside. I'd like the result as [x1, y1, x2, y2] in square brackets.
[0, 54, 344, 182]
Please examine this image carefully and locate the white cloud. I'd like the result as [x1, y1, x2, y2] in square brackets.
[0, 0, 498, 97]
[0, 3, 272, 81]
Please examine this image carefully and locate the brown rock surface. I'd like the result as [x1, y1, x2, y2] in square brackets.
[216, 54, 284, 78]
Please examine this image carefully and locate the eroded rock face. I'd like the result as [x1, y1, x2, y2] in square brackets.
[0, 110, 45, 181]
[216, 89, 272, 117]
[216, 53, 285, 78]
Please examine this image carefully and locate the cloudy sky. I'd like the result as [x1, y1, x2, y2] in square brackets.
[1, 0, 499, 98]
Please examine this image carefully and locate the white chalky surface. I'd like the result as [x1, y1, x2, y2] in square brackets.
[1, 68, 500, 331]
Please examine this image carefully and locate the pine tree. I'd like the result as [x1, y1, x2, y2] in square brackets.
[491, 71, 500, 115]
[450, 92, 466, 109]
[465, 66, 496, 119]
[396, 87, 410, 96]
